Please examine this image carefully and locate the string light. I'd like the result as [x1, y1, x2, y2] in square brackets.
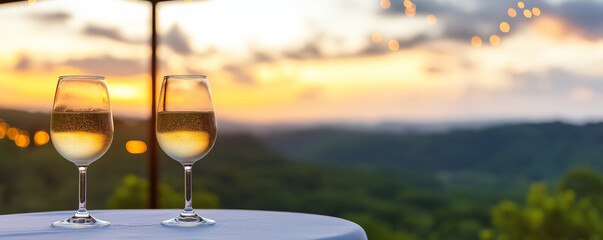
[34, 130, 50, 146]
[508, 8, 517, 17]
[532, 7, 541, 16]
[126, 140, 148, 154]
[388, 40, 399, 51]
[371, 32, 382, 43]
[489, 35, 501, 46]
[471, 36, 483, 48]
[7, 127, 18, 140]
[380, 0, 390, 9]
[427, 14, 437, 24]
[500, 22, 510, 33]
[15, 134, 30, 148]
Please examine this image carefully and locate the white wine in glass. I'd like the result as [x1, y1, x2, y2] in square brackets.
[50, 76, 113, 228]
[157, 75, 217, 227]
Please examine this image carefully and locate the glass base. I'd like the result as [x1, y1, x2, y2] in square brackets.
[52, 212, 110, 229]
[162, 210, 215, 227]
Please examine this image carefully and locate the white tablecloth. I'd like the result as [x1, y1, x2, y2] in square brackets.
[0, 209, 367, 240]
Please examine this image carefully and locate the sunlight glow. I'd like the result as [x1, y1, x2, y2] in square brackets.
[0, 0, 600, 123]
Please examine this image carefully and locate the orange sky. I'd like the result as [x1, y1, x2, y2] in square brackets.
[2, 0, 603, 123]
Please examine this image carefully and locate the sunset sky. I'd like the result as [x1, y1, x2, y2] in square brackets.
[1, 0, 603, 124]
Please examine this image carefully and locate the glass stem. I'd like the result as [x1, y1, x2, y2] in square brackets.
[184, 165, 193, 213]
[77, 166, 88, 216]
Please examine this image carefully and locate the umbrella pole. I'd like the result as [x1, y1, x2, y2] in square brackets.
[149, 0, 159, 209]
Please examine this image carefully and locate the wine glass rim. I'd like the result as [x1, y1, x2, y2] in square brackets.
[165, 75, 207, 79]
[59, 75, 105, 81]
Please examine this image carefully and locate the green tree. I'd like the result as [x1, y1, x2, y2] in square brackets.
[107, 174, 219, 209]
[558, 168, 603, 209]
[481, 182, 603, 240]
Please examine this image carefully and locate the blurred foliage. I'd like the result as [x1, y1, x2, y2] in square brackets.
[1, 109, 603, 239]
[107, 174, 219, 209]
[482, 169, 603, 240]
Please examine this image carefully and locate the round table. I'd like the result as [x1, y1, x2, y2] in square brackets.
[0, 209, 367, 240]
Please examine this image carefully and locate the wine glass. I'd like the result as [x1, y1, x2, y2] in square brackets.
[50, 76, 113, 228]
[156, 75, 217, 227]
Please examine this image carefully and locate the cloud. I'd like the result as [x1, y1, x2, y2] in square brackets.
[30, 11, 71, 23]
[358, 42, 389, 56]
[298, 86, 323, 101]
[82, 24, 207, 56]
[251, 50, 274, 63]
[162, 25, 193, 55]
[185, 67, 207, 76]
[223, 65, 256, 85]
[283, 42, 322, 60]
[569, 87, 595, 102]
[546, 0, 603, 39]
[510, 69, 603, 96]
[387, 0, 603, 41]
[64, 55, 146, 77]
[84, 25, 144, 44]
[14, 56, 30, 71]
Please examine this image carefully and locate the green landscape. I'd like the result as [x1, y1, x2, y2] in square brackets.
[0, 109, 602, 239]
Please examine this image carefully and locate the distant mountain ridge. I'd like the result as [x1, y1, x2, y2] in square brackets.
[2, 108, 601, 184]
[260, 122, 603, 183]
[0, 107, 585, 135]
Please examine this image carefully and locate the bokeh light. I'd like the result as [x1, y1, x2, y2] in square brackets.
[7, 127, 18, 140]
[126, 140, 148, 154]
[471, 36, 482, 48]
[27, 0, 35, 5]
[0, 122, 8, 139]
[15, 134, 30, 148]
[427, 14, 437, 24]
[388, 40, 399, 51]
[532, 7, 541, 16]
[500, 22, 510, 33]
[404, 0, 413, 8]
[380, 0, 390, 9]
[508, 8, 517, 17]
[405, 7, 416, 17]
[489, 35, 501, 46]
[524, 9, 532, 18]
[371, 32, 382, 43]
[518, 1, 524, 9]
[34, 130, 50, 146]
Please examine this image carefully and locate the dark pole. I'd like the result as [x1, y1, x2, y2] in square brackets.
[149, 0, 159, 209]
